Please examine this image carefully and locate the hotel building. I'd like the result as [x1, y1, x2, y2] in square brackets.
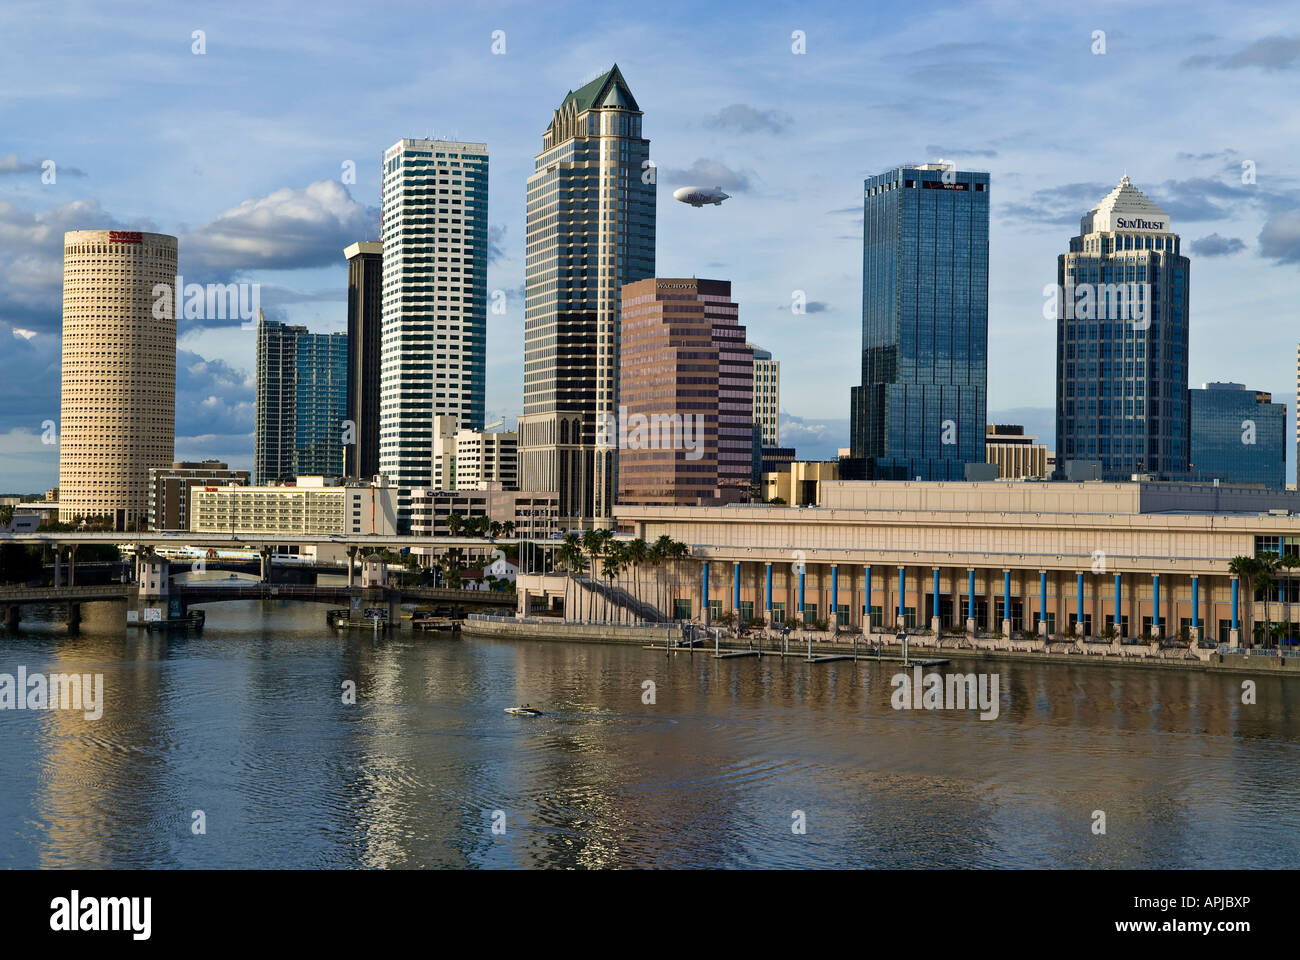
[617, 278, 753, 506]
[59, 229, 178, 529]
[379, 139, 489, 526]
[518, 65, 656, 525]
[850, 164, 989, 481]
[1055, 176, 1190, 480]
[189, 475, 399, 538]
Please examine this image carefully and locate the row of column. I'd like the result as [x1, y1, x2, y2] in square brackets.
[702, 562, 1241, 638]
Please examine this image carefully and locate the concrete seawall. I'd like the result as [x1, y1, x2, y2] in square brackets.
[463, 618, 681, 646]
[461, 618, 1300, 676]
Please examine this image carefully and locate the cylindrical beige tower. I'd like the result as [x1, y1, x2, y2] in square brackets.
[59, 230, 177, 530]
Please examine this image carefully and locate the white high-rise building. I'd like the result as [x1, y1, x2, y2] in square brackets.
[455, 429, 519, 490]
[749, 343, 780, 447]
[379, 139, 489, 528]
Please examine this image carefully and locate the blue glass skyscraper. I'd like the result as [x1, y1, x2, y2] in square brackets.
[1190, 382, 1285, 489]
[849, 164, 989, 480]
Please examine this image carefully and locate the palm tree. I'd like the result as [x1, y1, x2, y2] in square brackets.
[1228, 555, 1259, 647]
[446, 512, 463, 538]
[1279, 553, 1299, 647]
[623, 538, 649, 614]
[1256, 553, 1278, 648]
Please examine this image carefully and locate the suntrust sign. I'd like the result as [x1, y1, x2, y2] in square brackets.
[1114, 217, 1166, 231]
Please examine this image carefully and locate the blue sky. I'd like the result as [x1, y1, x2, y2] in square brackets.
[2, 0, 1299, 491]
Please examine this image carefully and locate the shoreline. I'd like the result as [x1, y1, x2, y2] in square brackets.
[462, 617, 1300, 676]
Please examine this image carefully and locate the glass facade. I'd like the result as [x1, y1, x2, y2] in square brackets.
[1190, 383, 1285, 488]
[254, 318, 348, 483]
[1055, 177, 1190, 480]
[850, 165, 989, 480]
[293, 331, 348, 477]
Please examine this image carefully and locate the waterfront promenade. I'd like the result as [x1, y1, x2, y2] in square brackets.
[462, 614, 1300, 676]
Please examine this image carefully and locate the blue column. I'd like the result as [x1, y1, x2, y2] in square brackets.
[797, 564, 805, 614]
[831, 565, 839, 626]
[1231, 577, 1239, 630]
[1076, 572, 1084, 629]
[733, 562, 741, 613]
[1114, 573, 1122, 631]
[1039, 571, 1047, 629]
[864, 565, 872, 627]
[1152, 574, 1161, 630]
[765, 562, 772, 612]
[967, 569, 975, 621]
[1190, 575, 1199, 629]
[1002, 570, 1011, 626]
[933, 568, 941, 623]
[702, 561, 709, 617]
[898, 566, 906, 624]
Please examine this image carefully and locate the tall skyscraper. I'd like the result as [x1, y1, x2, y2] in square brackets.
[617, 278, 752, 506]
[1190, 382, 1285, 489]
[254, 314, 347, 483]
[255, 315, 302, 485]
[59, 229, 178, 530]
[750, 343, 780, 447]
[518, 65, 655, 525]
[379, 139, 489, 527]
[849, 164, 989, 480]
[1055, 176, 1189, 480]
[344, 241, 382, 479]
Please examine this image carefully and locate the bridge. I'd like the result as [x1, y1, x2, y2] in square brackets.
[0, 530, 558, 589]
[0, 581, 514, 632]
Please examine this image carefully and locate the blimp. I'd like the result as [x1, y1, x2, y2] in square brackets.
[674, 185, 730, 207]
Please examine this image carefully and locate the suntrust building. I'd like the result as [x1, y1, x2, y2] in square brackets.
[1055, 176, 1190, 480]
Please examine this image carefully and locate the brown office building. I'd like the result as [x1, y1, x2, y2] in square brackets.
[617, 278, 753, 506]
[148, 460, 250, 531]
[344, 241, 382, 479]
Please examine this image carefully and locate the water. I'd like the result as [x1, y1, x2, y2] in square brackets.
[2, 590, 1298, 868]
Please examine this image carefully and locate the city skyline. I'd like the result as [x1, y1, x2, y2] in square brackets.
[3, 2, 1300, 492]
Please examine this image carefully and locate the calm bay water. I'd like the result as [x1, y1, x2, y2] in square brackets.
[2, 586, 1299, 869]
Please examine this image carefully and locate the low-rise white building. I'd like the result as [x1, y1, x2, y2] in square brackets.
[189, 475, 399, 540]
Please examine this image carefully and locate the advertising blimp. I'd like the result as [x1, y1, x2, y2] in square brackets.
[673, 185, 730, 207]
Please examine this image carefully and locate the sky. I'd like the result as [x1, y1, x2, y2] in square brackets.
[1, 0, 1299, 492]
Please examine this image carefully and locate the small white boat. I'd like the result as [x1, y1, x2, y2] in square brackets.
[504, 706, 542, 717]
